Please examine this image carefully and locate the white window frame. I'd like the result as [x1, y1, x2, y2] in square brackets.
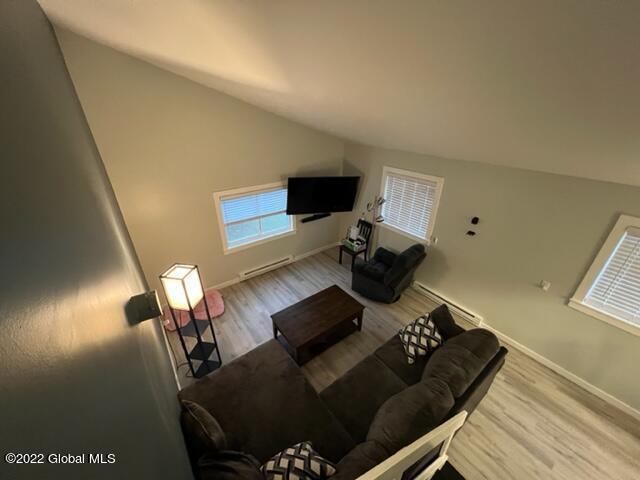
[569, 214, 640, 337]
[378, 166, 444, 244]
[213, 181, 295, 255]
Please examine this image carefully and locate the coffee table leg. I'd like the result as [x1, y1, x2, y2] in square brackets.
[356, 310, 363, 331]
[273, 322, 278, 339]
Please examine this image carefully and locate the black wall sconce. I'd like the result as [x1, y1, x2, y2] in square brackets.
[128, 290, 163, 322]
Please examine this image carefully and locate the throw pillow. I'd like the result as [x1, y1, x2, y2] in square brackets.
[262, 441, 336, 480]
[181, 400, 227, 453]
[398, 313, 443, 364]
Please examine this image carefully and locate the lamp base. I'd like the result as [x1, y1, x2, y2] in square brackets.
[194, 359, 222, 378]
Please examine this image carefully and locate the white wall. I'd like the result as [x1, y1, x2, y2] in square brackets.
[342, 142, 640, 411]
[56, 28, 345, 294]
[1, 3, 192, 478]
[56, 26, 640, 413]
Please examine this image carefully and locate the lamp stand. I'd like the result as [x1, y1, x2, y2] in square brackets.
[167, 294, 222, 378]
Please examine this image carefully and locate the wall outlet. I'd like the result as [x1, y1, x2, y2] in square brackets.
[540, 280, 551, 292]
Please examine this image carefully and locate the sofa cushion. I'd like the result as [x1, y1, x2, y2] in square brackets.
[332, 440, 390, 480]
[398, 314, 443, 364]
[178, 340, 355, 463]
[366, 378, 454, 453]
[320, 355, 407, 443]
[374, 305, 462, 386]
[374, 336, 431, 386]
[422, 329, 500, 398]
[262, 441, 336, 480]
[428, 304, 465, 340]
[447, 327, 500, 359]
[198, 450, 264, 480]
[180, 399, 227, 454]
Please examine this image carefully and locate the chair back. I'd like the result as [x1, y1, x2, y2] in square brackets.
[356, 411, 467, 480]
[357, 219, 373, 244]
[384, 244, 426, 287]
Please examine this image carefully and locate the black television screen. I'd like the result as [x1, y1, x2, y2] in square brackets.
[286, 176, 360, 214]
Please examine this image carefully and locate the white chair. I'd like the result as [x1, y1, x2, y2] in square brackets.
[356, 411, 467, 480]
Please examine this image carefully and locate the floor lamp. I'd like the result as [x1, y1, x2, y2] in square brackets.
[160, 263, 222, 378]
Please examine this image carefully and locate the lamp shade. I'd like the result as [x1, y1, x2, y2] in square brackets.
[160, 264, 204, 311]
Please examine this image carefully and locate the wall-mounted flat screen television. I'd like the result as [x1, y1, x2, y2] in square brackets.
[286, 176, 360, 214]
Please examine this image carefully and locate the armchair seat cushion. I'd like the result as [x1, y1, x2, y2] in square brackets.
[178, 340, 355, 463]
[358, 259, 388, 281]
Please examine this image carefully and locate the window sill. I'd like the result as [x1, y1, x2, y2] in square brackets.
[224, 230, 296, 255]
[377, 221, 431, 245]
[568, 299, 640, 337]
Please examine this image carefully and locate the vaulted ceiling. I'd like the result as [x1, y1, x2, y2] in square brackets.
[39, 0, 640, 186]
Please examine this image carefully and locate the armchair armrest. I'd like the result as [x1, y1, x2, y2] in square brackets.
[373, 247, 397, 267]
[353, 258, 387, 282]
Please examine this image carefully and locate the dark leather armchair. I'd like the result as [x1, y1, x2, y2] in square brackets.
[351, 244, 426, 303]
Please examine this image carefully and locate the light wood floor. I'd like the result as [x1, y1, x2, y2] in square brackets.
[168, 248, 640, 479]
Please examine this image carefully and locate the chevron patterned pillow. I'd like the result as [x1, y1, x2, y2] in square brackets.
[262, 441, 336, 480]
[398, 314, 443, 364]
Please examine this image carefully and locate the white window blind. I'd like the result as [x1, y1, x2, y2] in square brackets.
[381, 168, 443, 241]
[221, 188, 287, 224]
[584, 228, 640, 325]
[215, 185, 293, 251]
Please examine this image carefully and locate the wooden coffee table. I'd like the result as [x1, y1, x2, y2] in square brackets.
[271, 285, 365, 364]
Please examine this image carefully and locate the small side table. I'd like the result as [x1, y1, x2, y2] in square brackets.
[339, 241, 368, 271]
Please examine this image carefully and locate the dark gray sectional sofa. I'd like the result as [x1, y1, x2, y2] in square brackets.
[178, 305, 507, 479]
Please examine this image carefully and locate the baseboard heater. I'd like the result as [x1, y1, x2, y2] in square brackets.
[412, 281, 483, 326]
[239, 255, 293, 280]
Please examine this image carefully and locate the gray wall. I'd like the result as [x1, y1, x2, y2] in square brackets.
[55, 28, 345, 294]
[342, 142, 640, 410]
[0, 1, 193, 478]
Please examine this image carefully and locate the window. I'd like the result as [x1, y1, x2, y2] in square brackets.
[213, 182, 294, 253]
[570, 214, 640, 336]
[379, 166, 444, 243]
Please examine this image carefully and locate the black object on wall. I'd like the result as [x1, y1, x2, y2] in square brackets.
[128, 290, 163, 323]
[0, 2, 193, 478]
[467, 216, 479, 236]
[286, 176, 360, 216]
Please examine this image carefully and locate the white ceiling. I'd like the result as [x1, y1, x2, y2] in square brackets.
[40, 0, 640, 186]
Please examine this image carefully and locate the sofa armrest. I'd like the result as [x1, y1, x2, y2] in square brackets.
[352, 257, 368, 275]
[373, 247, 397, 267]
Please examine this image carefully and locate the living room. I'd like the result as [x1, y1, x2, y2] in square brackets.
[2, 1, 639, 480]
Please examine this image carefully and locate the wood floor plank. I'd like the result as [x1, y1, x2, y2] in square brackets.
[168, 248, 640, 479]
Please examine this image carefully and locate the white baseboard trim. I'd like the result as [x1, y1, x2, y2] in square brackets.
[294, 241, 341, 262]
[480, 323, 640, 422]
[208, 242, 340, 291]
[412, 281, 484, 326]
[412, 283, 640, 421]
